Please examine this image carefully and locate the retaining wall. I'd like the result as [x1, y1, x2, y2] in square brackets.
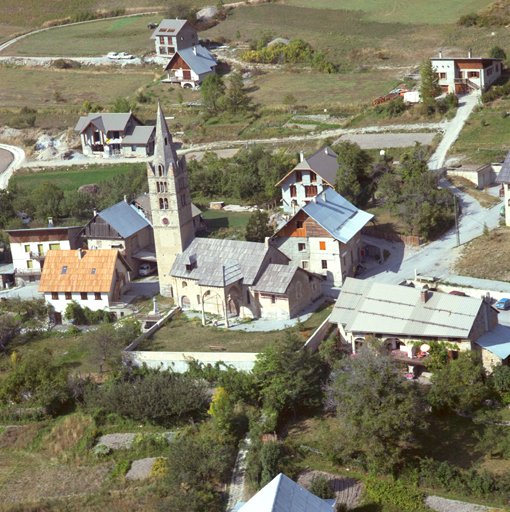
[303, 314, 333, 353]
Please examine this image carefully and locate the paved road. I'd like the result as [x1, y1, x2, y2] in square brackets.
[339, 132, 436, 150]
[0, 143, 26, 189]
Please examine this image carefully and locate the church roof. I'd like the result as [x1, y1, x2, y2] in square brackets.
[252, 264, 300, 295]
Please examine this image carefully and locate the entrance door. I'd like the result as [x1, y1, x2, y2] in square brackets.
[54, 312, 62, 324]
[181, 296, 191, 309]
[228, 298, 239, 317]
[183, 70, 191, 80]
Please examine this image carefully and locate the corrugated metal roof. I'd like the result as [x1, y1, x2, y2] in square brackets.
[301, 188, 373, 243]
[0, 263, 14, 275]
[74, 113, 132, 134]
[171, 238, 276, 286]
[122, 125, 155, 145]
[38, 249, 128, 292]
[150, 19, 189, 39]
[331, 277, 483, 338]
[475, 325, 510, 359]
[276, 146, 338, 186]
[496, 150, 510, 184]
[239, 473, 334, 512]
[252, 264, 298, 294]
[165, 45, 217, 75]
[98, 200, 151, 239]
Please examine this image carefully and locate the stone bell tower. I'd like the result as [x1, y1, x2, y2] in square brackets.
[148, 103, 194, 297]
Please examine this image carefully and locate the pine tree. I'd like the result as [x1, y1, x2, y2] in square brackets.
[420, 58, 441, 100]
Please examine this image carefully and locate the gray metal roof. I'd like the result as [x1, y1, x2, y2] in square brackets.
[277, 146, 338, 186]
[122, 125, 155, 145]
[98, 200, 151, 239]
[165, 45, 217, 75]
[331, 278, 483, 339]
[170, 238, 283, 287]
[475, 325, 510, 360]
[252, 264, 299, 294]
[74, 113, 133, 134]
[0, 263, 14, 275]
[239, 473, 334, 512]
[299, 188, 373, 243]
[496, 149, 510, 184]
[150, 19, 189, 40]
[191, 203, 202, 217]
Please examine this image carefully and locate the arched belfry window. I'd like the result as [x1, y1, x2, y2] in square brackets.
[158, 164, 164, 176]
[159, 198, 164, 209]
[164, 198, 169, 209]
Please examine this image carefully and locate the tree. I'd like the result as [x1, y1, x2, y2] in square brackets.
[111, 96, 131, 113]
[334, 141, 372, 207]
[428, 351, 487, 414]
[282, 93, 297, 114]
[208, 387, 235, 430]
[419, 58, 441, 101]
[260, 441, 283, 486]
[329, 344, 423, 472]
[201, 73, 225, 112]
[308, 474, 334, 499]
[83, 323, 130, 372]
[245, 210, 273, 242]
[0, 313, 17, 353]
[31, 181, 64, 221]
[489, 45, 507, 60]
[224, 72, 253, 114]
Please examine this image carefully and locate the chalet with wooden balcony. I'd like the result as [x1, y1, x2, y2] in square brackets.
[5, 224, 82, 286]
[74, 112, 155, 158]
[431, 49, 503, 95]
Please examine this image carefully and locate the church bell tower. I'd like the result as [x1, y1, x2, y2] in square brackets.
[148, 103, 194, 297]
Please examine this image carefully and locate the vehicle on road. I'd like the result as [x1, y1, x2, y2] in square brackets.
[496, 298, 510, 310]
[139, 263, 157, 277]
[118, 52, 134, 59]
[107, 52, 119, 59]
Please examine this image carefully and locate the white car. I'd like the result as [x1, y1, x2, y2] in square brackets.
[139, 263, 157, 276]
[118, 52, 134, 59]
[107, 52, 119, 59]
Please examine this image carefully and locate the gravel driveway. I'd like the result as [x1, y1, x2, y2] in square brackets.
[424, 495, 500, 512]
[336, 132, 436, 149]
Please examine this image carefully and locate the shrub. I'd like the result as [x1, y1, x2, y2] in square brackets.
[64, 300, 114, 325]
[308, 474, 334, 499]
[442, 93, 459, 110]
[458, 12, 479, 26]
[365, 477, 424, 510]
[93, 443, 111, 457]
[150, 457, 169, 478]
[260, 441, 282, 486]
[110, 459, 131, 478]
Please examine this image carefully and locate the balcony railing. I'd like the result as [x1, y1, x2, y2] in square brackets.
[15, 268, 42, 276]
[30, 251, 46, 261]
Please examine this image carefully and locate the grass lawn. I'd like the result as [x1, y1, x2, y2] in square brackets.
[365, 204, 410, 237]
[286, 0, 494, 25]
[198, 209, 252, 240]
[140, 301, 334, 353]
[454, 227, 510, 282]
[12, 162, 146, 191]
[446, 176, 502, 209]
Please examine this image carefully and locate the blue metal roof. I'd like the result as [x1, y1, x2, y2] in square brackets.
[301, 188, 373, 243]
[475, 325, 510, 360]
[168, 45, 216, 75]
[98, 200, 151, 239]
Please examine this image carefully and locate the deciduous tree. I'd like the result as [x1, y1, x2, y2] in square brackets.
[245, 210, 273, 242]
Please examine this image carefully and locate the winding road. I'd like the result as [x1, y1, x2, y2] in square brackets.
[0, 144, 25, 190]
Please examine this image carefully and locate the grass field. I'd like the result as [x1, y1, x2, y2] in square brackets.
[12, 162, 146, 191]
[199, 209, 252, 240]
[141, 301, 333, 353]
[285, 0, 495, 25]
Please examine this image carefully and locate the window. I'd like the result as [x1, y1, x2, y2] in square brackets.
[305, 185, 317, 197]
[91, 269, 96, 274]
[164, 198, 169, 209]
[296, 281, 303, 300]
[247, 290, 251, 304]
[290, 185, 297, 197]
[182, 281, 187, 288]
[321, 260, 328, 269]
[310, 171, 317, 182]
[296, 220, 303, 229]
[24, 245, 30, 253]
[319, 241, 326, 251]
[168, 46, 175, 53]
[271, 295, 276, 304]
[49, 243, 60, 250]
[298, 243, 306, 251]
[301, 260, 309, 269]
[81, 292, 88, 300]
[158, 164, 164, 176]
[65, 292, 72, 300]
[181, 194, 186, 207]
[94, 292, 101, 300]
[295, 171, 302, 182]
[62, 266, 67, 274]
[439, 72, 446, 79]
[159, 198, 164, 209]
[468, 71, 479, 78]
[164, 137, 168, 145]
[27, 260, 33, 269]
[185, 262, 196, 271]
[112, 131, 120, 139]
[132, 145, 137, 151]
[159, 36, 165, 44]
[51, 292, 58, 300]
[180, 36, 184, 40]
[488, 67, 493, 76]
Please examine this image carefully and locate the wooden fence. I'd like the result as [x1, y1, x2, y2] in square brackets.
[361, 226, 421, 246]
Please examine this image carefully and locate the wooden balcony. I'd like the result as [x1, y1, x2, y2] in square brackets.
[30, 251, 46, 261]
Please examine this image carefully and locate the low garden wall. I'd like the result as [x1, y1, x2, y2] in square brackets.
[303, 314, 333, 353]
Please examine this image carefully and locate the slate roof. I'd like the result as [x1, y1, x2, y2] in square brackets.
[191, 203, 202, 217]
[164, 45, 217, 75]
[170, 238, 288, 287]
[331, 277, 484, 339]
[252, 264, 299, 294]
[276, 146, 338, 186]
[150, 19, 189, 39]
[276, 188, 373, 244]
[122, 125, 155, 145]
[239, 473, 334, 512]
[496, 149, 510, 184]
[97, 201, 151, 239]
[74, 113, 133, 134]
[475, 325, 510, 359]
[38, 249, 130, 293]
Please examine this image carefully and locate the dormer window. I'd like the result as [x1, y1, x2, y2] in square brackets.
[185, 261, 196, 271]
[91, 269, 96, 274]
[62, 266, 67, 274]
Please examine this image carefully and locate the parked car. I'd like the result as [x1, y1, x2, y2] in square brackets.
[147, 22, 158, 29]
[496, 298, 510, 310]
[118, 52, 134, 59]
[449, 290, 467, 296]
[139, 262, 157, 277]
[107, 52, 119, 59]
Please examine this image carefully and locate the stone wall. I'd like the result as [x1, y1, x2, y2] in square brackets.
[473, 343, 502, 372]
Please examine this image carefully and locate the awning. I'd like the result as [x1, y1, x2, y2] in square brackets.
[475, 325, 510, 360]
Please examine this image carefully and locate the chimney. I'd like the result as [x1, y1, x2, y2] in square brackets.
[420, 290, 428, 303]
[439, 49, 442, 58]
[124, 195, 128, 203]
[47, 217, 54, 228]
[468, 48, 472, 58]
[93, 208, 97, 217]
[77, 248, 83, 260]
[322, 192, 326, 202]
[264, 237, 270, 249]
[299, 151, 304, 162]
[193, 45, 197, 55]
[324, 147, 329, 155]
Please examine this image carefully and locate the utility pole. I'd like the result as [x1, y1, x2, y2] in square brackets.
[454, 194, 460, 247]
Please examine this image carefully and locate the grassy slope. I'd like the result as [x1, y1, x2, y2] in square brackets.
[11, 162, 146, 191]
[285, 0, 495, 25]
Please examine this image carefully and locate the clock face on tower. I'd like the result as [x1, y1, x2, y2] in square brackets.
[162, 218, 169, 226]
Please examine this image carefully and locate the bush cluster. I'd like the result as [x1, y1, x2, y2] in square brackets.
[481, 81, 510, 103]
[365, 477, 424, 510]
[64, 300, 115, 325]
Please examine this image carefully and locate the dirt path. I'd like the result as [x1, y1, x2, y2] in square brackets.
[424, 495, 500, 512]
[226, 437, 250, 512]
[0, 148, 14, 174]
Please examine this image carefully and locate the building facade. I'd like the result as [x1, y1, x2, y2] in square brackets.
[150, 19, 199, 58]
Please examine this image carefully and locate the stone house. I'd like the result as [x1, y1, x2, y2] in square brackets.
[38, 249, 131, 324]
[74, 112, 155, 158]
[79, 198, 155, 277]
[5, 225, 81, 286]
[331, 278, 503, 372]
[431, 49, 503, 94]
[276, 146, 338, 214]
[273, 188, 373, 289]
[150, 19, 199, 58]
